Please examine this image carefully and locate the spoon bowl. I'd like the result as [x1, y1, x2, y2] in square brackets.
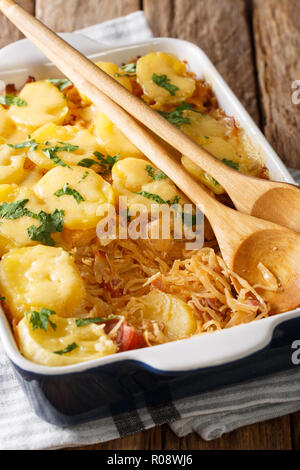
[232, 178, 300, 234]
[231, 227, 300, 314]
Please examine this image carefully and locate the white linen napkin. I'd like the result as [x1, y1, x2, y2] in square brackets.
[0, 11, 300, 450]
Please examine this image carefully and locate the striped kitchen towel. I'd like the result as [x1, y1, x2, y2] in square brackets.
[0, 11, 300, 450]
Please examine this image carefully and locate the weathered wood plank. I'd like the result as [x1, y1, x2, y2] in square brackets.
[253, 0, 300, 168]
[0, 0, 34, 48]
[178, 415, 292, 450]
[292, 412, 300, 449]
[144, 0, 260, 123]
[35, 0, 140, 31]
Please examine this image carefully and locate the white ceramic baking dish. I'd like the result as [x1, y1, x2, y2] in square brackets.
[0, 34, 298, 380]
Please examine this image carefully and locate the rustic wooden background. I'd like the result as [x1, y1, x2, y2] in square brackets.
[1, 0, 300, 450]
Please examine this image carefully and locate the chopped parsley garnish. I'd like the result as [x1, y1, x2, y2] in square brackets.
[222, 159, 239, 170]
[157, 102, 203, 128]
[78, 158, 98, 168]
[42, 143, 78, 168]
[152, 73, 179, 96]
[47, 78, 73, 91]
[0, 198, 64, 247]
[77, 152, 120, 173]
[135, 191, 166, 205]
[75, 316, 119, 327]
[93, 151, 120, 173]
[27, 209, 64, 246]
[211, 177, 220, 187]
[136, 191, 180, 206]
[121, 63, 136, 74]
[8, 138, 38, 152]
[0, 297, 5, 302]
[0, 94, 27, 107]
[54, 183, 85, 204]
[27, 308, 56, 332]
[114, 73, 130, 77]
[0, 199, 30, 219]
[56, 142, 79, 152]
[78, 171, 89, 182]
[54, 342, 78, 355]
[146, 165, 167, 181]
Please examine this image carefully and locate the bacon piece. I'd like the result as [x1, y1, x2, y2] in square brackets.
[5, 83, 17, 95]
[116, 321, 146, 352]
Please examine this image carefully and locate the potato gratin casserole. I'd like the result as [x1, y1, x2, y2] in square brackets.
[0, 52, 271, 366]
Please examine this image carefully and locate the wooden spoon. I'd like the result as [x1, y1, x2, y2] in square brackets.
[1, 0, 299, 233]
[1, 0, 300, 313]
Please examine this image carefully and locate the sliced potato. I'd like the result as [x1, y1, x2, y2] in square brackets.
[182, 136, 239, 194]
[181, 155, 224, 195]
[0, 105, 16, 139]
[141, 290, 196, 340]
[17, 314, 117, 366]
[19, 166, 44, 190]
[0, 245, 85, 321]
[0, 144, 26, 184]
[181, 113, 227, 140]
[136, 52, 195, 105]
[8, 80, 68, 132]
[80, 61, 132, 105]
[95, 111, 144, 158]
[112, 157, 179, 214]
[96, 61, 132, 92]
[0, 185, 49, 255]
[197, 135, 238, 161]
[111, 157, 153, 191]
[0, 106, 28, 145]
[28, 123, 105, 170]
[34, 166, 114, 230]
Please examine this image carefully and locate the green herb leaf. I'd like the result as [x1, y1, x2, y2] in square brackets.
[93, 151, 120, 173]
[222, 159, 239, 170]
[78, 171, 89, 182]
[42, 143, 79, 168]
[157, 102, 203, 128]
[77, 158, 98, 168]
[56, 142, 79, 152]
[152, 73, 179, 96]
[75, 316, 119, 327]
[146, 165, 167, 181]
[54, 343, 78, 356]
[27, 209, 64, 246]
[0, 199, 30, 219]
[114, 73, 130, 77]
[8, 138, 38, 152]
[135, 191, 167, 205]
[0, 198, 64, 246]
[0, 297, 5, 302]
[0, 94, 27, 107]
[54, 183, 85, 204]
[136, 191, 180, 206]
[54, 342, 78, 355]
[47, 78, 73, 91]
[27, 308, 56, 332]
[121, 63, 136, 74]
[211, 177, 220, 187]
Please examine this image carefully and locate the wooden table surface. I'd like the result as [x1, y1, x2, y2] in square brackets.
[1, 0, 300, 450]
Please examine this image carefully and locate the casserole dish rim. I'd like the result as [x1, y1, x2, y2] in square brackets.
[0, 34, 298, 375]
